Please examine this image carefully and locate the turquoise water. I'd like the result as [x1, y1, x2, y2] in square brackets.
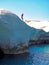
[0, 44, 49, 65]
[29, 44, 49, 53]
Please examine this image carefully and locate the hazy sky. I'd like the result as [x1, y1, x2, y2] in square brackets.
[0, 0, 49, 20]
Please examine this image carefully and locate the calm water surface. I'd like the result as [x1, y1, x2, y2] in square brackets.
[0, 44, 49, 65]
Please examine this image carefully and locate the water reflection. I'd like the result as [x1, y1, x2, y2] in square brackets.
[0, 53, 34, 65]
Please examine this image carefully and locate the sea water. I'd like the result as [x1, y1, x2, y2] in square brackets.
[0, 44, 49, 65]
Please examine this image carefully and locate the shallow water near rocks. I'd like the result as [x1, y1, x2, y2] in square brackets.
[0, 44, 49, 65]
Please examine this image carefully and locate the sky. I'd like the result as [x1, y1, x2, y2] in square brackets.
[0, 0, 49, 20]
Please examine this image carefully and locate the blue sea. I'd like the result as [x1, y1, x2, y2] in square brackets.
[0, 44, 49, 65]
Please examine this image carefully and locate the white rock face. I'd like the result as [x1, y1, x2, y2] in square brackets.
[0, 10, 32, 54]
[0, 10, 32, 47]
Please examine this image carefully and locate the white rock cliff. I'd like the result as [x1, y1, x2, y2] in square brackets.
[0, 10, 49, 54]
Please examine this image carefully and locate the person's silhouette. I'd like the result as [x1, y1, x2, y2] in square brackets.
[21, 13, 24, 20]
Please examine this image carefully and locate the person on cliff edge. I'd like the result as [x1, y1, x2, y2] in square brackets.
[21, 13, 24, 21]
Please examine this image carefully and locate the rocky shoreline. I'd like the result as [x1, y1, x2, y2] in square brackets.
[29, 39, 49, 46]
[0, 44, 28, 56]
